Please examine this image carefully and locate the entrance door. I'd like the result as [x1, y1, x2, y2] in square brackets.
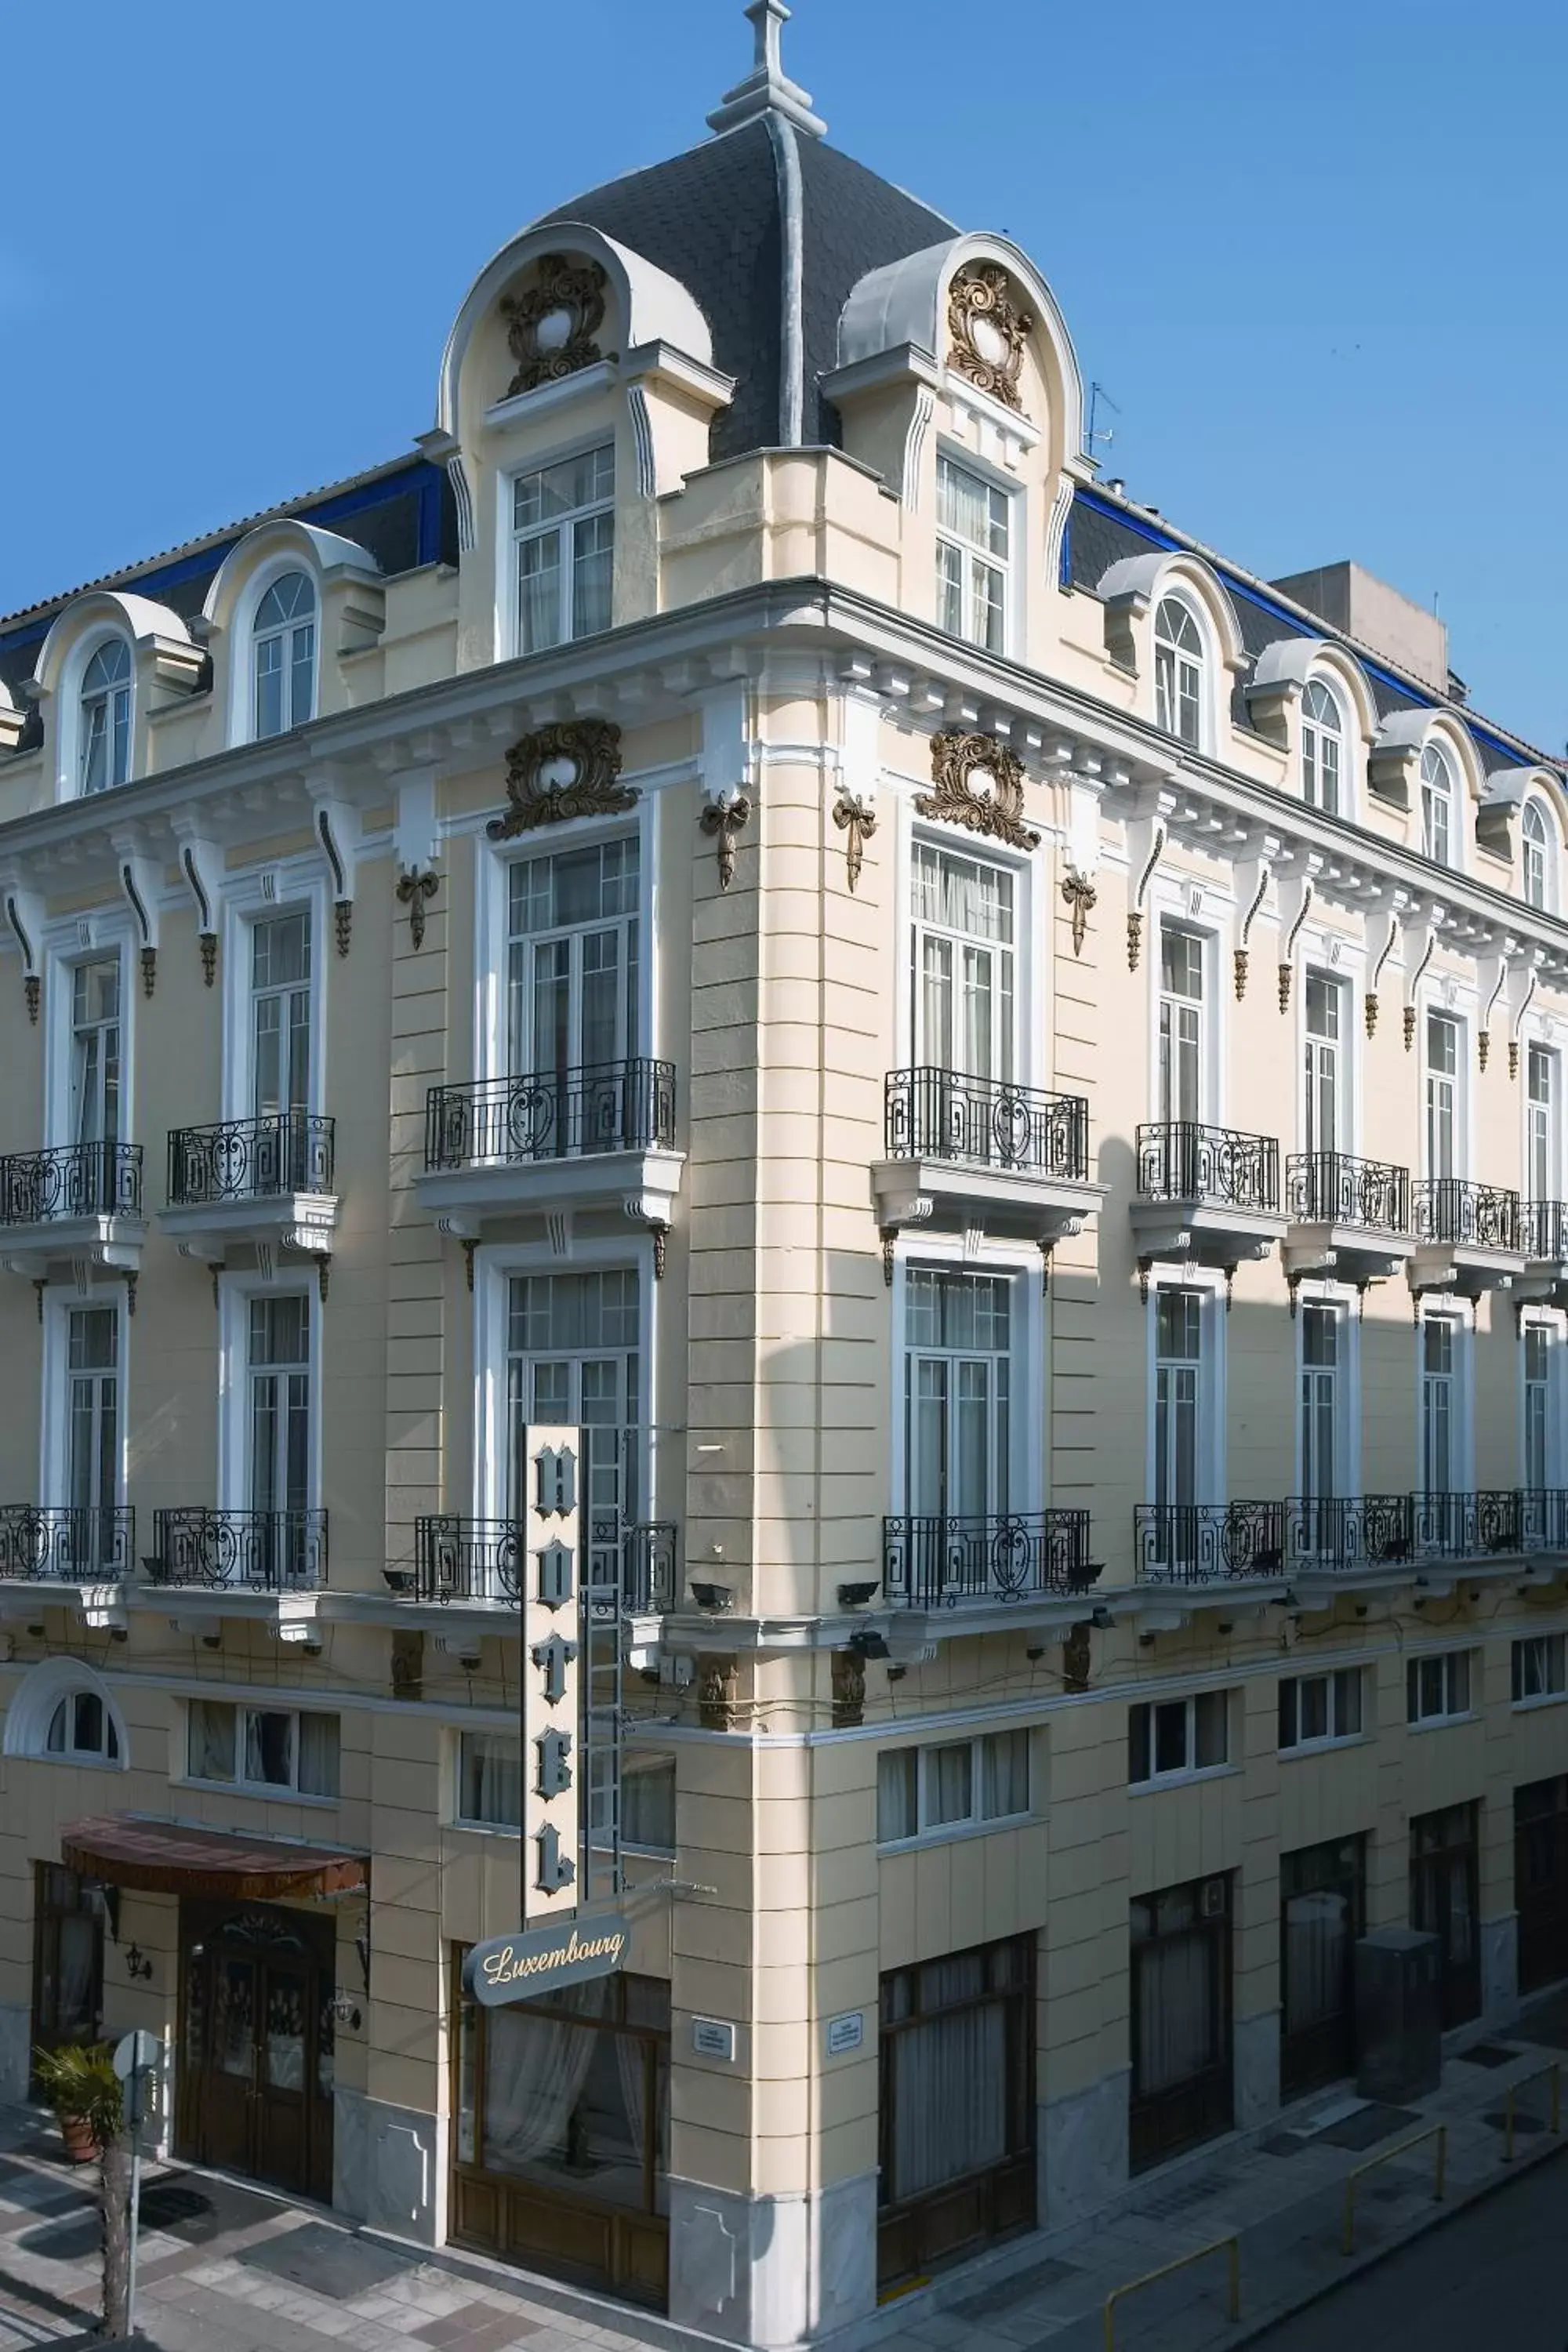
[1130, 1876, 1233, 2171]
[1515, 1777, 1568, 1994]
[1280, 1837, 1364, 2098]
[177, 1902, 334, 2201]
[1410, 1802, 1481, 2027]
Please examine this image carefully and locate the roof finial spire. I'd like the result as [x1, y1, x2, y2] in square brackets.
[708, 0, 826, 140]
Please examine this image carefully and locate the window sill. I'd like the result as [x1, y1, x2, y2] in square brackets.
[1512, 1692, 1568, 1713]
[33, 1752, 123, 1771]
[176, 1774, 339, 1807]
[1128, 1763, 1237, 1795]
[1279, 1732, 1371, 1759]
[451, 1817, 519, 1838]
[1405, 1712, 1478, 1734]
[877, 1812, 1035, 1856]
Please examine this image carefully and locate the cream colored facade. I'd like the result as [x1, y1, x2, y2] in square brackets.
[0, 11, 1565, 2347]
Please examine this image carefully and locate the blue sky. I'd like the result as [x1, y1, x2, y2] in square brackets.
[2, 0, 1563, 752]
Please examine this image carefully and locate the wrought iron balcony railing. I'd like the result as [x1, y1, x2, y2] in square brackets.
[0, 1504, 135, 1581]
[1411, 1178, 1521, 1253]
[0, 1142, 142, 1225]
[882, 1510, 1098, 1607]
[167, 1112, 335, 1206]
[1285, 1152, 1410, 1235]
[147, 1507, 328, 1592]
[884, 1069, 1089, 1181]
[1135, 1490, 1568, 1584]
[425, 1059, 677, 1171]
[1524, 1199, 1568, 1261]
[412, 1515, 678, 1614]
[1135, 1123, 1280, 1212]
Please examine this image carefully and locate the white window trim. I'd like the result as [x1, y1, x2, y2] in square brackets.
[1146, 895, 1225, 1128]
[176, 1696, 340, 1803]
[1144, 1268, 1227, 1508]
[1418, 739, 1465, 875]
[1150, 589, 1214, 754]
[39, 1279, 130, 1513]
[1291, 1281, 1363, 1500]
[1278, 1666, 1366, 1754]
[1127, 1690, 1234, 1790]
[2, 1657, 129, 1767]
[227, 554, 322, 747]
[1512, 1633, 1568, 1710]
[220, 865, 330, 1125]
[1301, 671, 1352, 820]
[1414, 1299, 1475, 1496]
[889, 1240, 1047, 1520]
[933, 439, 1023, 662]
[1519, 1309, 1568, 1489]
[1419, 992, 1473, 1181]
[1405, 1646, 1477, 1729]
[895, 813, 1043, 1088]
[452, 1725, 522, 1835]
[1520, 1029, 1563, 1206]
[216, 1272, 322, 1516]
[1521, 797, 1556, 913]
[496, 431, 618, 663]
[1296, 959, 1360, 1159]
[40, 916, 136, 1156]
[55, 627, 135, 804]
[875, 1727, 1035, 1851]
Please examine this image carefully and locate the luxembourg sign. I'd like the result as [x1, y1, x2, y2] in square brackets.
[463, 1915, 631, 2007]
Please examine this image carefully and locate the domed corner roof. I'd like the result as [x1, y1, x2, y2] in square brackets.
[535, 118, 957, 462]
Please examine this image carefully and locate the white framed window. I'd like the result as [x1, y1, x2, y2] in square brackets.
[1420, 743, 1456, 868]
[79, 638, 132, 796]
[1523, 800, 1552, 912]
[64, 1304, 120, 1523]
[1420, 1314, 1461, 1495]
[45, 1688, 122, 1766]
[1406, 1650, 1472, 1726]
[1298, 1301, 1345, 1502]
[1524, 1323, 1557, 1491]
[512, 443, 614, 655]
[69, 957, 122, 1149]
[877, 1729, 1031, 1844]
[252, 570, 317, 739]
[1128, 1690, 1229, 1786]
[1302, 971, 1344, 1157]
[1279, 1668, 1363, 1751]
[1425, 1011, 1460, 1179]
[935, 452, 1011, 654]
[1154, 597, 1204, 747]
[904, 1268, 1014, 1521]
[1301, 678, 1343, 813]
[506, 837, 640, 1085]
[910, 840, 1017, 1083]
[1513, 1634, 1567, 1705]
[251, 909, 313, 1123]
[456, 1730, 521, 1829]
[1157, 924, 1205, 1124]
[1527, 1044, 1557, 1203]
[186, 1697, 339, 1795]
[590, 1750, 677, 1854]
[1154, 1287, 1203, 1512]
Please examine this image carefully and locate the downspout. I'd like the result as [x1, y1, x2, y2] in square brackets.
[767, 112, 805, 446]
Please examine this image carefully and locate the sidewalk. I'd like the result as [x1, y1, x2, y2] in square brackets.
[0, 1996, 1562, 2352]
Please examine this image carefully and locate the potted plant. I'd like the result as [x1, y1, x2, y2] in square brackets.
[33, 2042, 122, 2164]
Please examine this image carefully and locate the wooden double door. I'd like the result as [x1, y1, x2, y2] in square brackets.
[177, 1900, 336, 2202]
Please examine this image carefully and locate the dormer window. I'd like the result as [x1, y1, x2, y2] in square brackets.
[79, 639, 132, 794]
[1523, 800, 1551, 910]
[1154, 599, 1203, 747]
[1421, 744, 1455, 868]
[935, 454, 1008, 654]
[513, 444, 615, 655]
[1301, 678, 1343, 814]
[253, 571, 317, 739]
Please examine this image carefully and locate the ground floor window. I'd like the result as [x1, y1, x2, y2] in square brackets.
[877, 1935, 1035, 2291]
[1515, 1777, 1568, 1995]
[1280, 1835, 1365, 2099]
[1130, 1875, 1232, 2171]
[452, 1962, 670, 2310]
[1410, 1802, 1480, 2027]
[31, 1865, 104, 2078]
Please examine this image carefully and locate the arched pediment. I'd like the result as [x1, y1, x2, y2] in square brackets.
[1097, 550, 1247, 676]
[1247, 637, 1380, 744]
[203, 518, 381, 635]
[33, 590, 198, 700]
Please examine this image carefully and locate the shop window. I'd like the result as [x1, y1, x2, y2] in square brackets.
[187, 1699, 339, 1796]
[31, 1865, 105, 2074]
[1280, 1836, 1364, 2099]
[877, 1730, 1029, 1844]
[1130, 1875, 1232, 2170]
[1410, 1802, 1480, 2027]
[1279, 1668, 1363, 1751]
[1128, 1691, 1229, 1786]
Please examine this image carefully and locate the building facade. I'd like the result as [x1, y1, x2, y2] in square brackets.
[0, 7, 1566, 2343]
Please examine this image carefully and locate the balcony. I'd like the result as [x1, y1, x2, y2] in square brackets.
[1131, 1121, 1286, 1280]
[410, 1515, 677, 1621]
[1283, 1151, 1414, 1287]
[871, 1068, 1102, 1254]
[1134, 1491, 1568, 1589]
[0, 1504, 136, 1584]
[1408, 1178, 1523, 1298]
[147, 1507, 328, 1593]
[0, 1142, 145, 1279]
[882, 1510, 1098, 1610]
[418, 1058, 683, 1240]
[1519, 1199, 1568, 1302]
[160, 1112, 337, 1265]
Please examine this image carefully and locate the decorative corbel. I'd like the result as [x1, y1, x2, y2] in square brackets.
[1365, 904, 1403, 1039]
[1274, 864, 1318, 1015]
[1124, 802, 1171, 974]
[312, 793, 361, 958]
[699, 684, 755, 892]
[1477, 947, 1513, 1077]
[1232, 851, 1275, 1002]
[174, 829, 223, 985]
[114, 842, 162, 1000]
[1508, 954, 1542, 1082]
[1367, 713, 1428, 814]
[2, 880, 42, 1024]
[1403, 915, 1440, 1052]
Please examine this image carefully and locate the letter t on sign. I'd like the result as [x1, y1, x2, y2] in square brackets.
[536, 1446, 576, 1516]
[532, 1632, 579, 1705]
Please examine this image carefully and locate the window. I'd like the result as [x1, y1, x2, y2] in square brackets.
[70, 958, 122, 1150]
[506, 1269, 641, 1599]
[252, 572, 317, 739]
[904, 1269, 1012, 1524]
[1410, 1801, 1480, 2026]
[1527, 1045, 1556, 1203]
[1128, 1691, 1229, 1785]
[1513, 1634, 1567, 1704]
[1299, 1304, 1342, 1504]
[44, 1689, 121, 1764]
[457, 1730, 523, 1828]
[513, 444, 614, 655]
[1421, 1316, 1459, 1495]
[506, 839, 640, 1093]
[910, 843, 1015, 1084]
[1158, 925, 1204, 1124]
[79, 639, 131, 795]
[618, 1754, 677, 1853]
[66, 1305, 119, 1537]
[1154, 1289, 1203, 1515]
[1154, 598, 1203, 746]
[1421, 743, 1455, 868]
[935, 454, 1009, 652]
[252, 911, 312, 1126]
[877, 1730, 1030, 1843]
[1302, 974, 1341, 1157]
[1279, 1837, 1364, 2098]
[1523, 800, 1551, 911]
[249, 1294, 312, 1544]
[1130, 1877, 1232, 2169]
[1279, 1668, 1363, 1750]
[1425, 1012, 1458, 1179]
[1525, 1324, 1553, 1492]
[187, 1698, 339, 1795]
[31, 1866, 105, 2071]
[1301, 678, 1342, 814]
[1406, 1650, 1472, 1726]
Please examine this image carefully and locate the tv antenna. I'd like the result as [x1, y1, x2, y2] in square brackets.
[1088, 381, 1120, 456]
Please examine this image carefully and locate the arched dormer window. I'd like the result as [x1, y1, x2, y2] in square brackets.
[1421, 743, 1456, 868]
[79, 639, 132, 795]
[46, 1687, 121, 1763]
[1523, 799, 1552, 910]
[252, 571, 317, 739]
[1154, 597, 1204, 747]
[3, 1657, 129, 1768]
[1301, 678, 1344, 815]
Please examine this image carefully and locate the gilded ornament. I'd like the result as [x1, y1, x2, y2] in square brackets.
[397, 868, 440, 950]
[1060, 871, 1097, 956]
[1403, 1004, 1417, 1053]
[1278, 962, 1293, 1015]
[1479, 1029, 1491, 1075]
[832, 792, 877, 891]
[200, 934, 218, 988]
[501, 255, 609, 398]
[917, 731, 1040, 851]
[1232, 947, 1249, 1002]
[1127, 911, 1144, 973]
[488, 720, 637, 840]
[946, 263, 1033, 413]
[1364, 992, 1378, 1039]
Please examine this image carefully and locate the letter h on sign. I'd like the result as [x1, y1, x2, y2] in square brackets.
[519, 1426, 585, 1924]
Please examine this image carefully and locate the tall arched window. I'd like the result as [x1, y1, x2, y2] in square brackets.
[1420, 743, 1455, 868]
[1154, 598, 1203, 746]
[79, 639, 132, 795]
[253, 572, 317, 740]
[1523, 800, 1551, 910]
[1301, 679, 1343, 815]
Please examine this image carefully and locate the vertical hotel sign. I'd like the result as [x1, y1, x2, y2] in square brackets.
[521, 1425, 583, 1921]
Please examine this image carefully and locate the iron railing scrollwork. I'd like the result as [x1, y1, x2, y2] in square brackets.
[1524, 1199, 1568, 1262]
[412, 1515, 678, 1614]
[1411, 1178, 1521, 1253]
[1135, 1122, 1280, 1212]
[425, 1059, 677, 1172]
[1285, 1152, 1410, 1236]
[1136, 1489, 1568, 1584]
[0, 1142, 142, 1226]
[881, 1510, 1098, 1607]
[884, 1069, 1089, 1181]
[0, 1504, 135, 1581]
[148, 1506, 328, 1591]
[168, 1112, 335, 1206]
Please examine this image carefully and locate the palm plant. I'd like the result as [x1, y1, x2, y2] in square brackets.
[33, 2042, 130, 2336]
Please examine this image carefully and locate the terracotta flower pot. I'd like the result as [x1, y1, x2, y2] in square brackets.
[57, 2110, 102, 2165]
